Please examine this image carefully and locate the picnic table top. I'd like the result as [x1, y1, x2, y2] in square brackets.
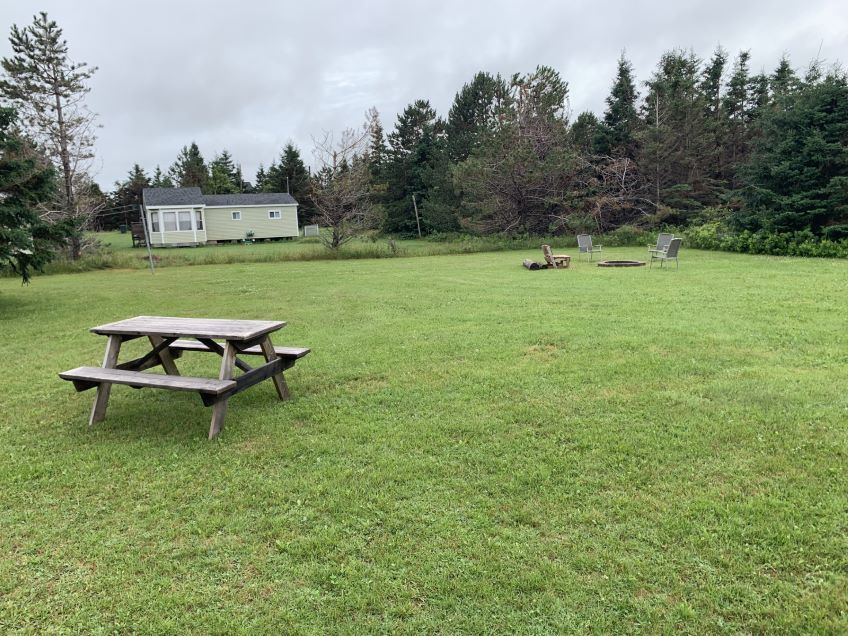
[90, 316, 286, 341]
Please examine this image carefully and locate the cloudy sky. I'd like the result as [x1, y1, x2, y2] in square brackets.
[1, 0, 845, 189]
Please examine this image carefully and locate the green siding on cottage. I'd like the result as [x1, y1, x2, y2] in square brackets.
[204, 205, 298, 241]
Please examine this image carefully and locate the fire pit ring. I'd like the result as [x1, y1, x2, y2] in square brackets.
[597, 260, 646, 267]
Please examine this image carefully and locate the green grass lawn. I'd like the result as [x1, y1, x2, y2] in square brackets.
[1, 248, 846, 634]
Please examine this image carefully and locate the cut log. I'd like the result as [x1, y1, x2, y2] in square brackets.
[523, 259, 542, 270]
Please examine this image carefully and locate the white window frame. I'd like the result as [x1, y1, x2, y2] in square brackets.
[177, 210, 192, 231]
[162, 211, 178, 232]
[268, 209, 281, 219]
[195, 210, 204, 230]
[231, 211, 242, 220]
[150, 211, 160, 232]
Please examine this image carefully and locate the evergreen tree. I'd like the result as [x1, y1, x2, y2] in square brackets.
[637, 49, 717, 218]
[455, 67, 577, 234]
[739, 70, 848, 235]
[569, 111, 601, 154]
[254, 164, 268, 192]
[110, 164, 150, 210]
[150, 165, 173, 188]
[169, 142, 208, 189]
[0, 107, 67, 283]
[723, 51, 755, 187]
[207, 161, 238, 194]
[208, 150, 240, 192]
[383, 99, 445, 235]
[367, 107, 388, 174]
[445, 72, 507, 163]
[0, 12, 98, 260]
[598, 54, 639, 156]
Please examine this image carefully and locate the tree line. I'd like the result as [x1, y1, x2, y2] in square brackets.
[111, 48, 847, 246]
[2, 11, 847, 281]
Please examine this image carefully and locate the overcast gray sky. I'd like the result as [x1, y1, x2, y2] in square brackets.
[1, 0, 845, 189]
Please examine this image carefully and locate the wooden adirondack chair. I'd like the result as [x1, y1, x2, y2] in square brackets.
[541, 244, 570, 269]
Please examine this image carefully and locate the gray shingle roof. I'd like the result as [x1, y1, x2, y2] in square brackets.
[142, 187, 202, 206]
[143, 188, 298, 207]
[202, 192, 298, 206]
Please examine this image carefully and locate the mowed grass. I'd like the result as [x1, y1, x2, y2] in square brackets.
[0, 248, 846, 634]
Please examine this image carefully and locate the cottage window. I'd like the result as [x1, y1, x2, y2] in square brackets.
[150, 211, 160, 232]
[268, 210, 281, 219]
[231, 211, 241, 220]
[195, 210, 203, 230]
[178, 210, 192, 231]
[163, 211, 178, 232]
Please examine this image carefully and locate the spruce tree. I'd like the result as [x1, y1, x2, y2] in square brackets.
[169, 142, 208, 189]
[0, 107, 67, 283]
[151, 165, 173, 188]
[0, 12, 98, 259]
[740, 71, 848, 235]
[445, 72, 507, 163]
[383, 100, 444, 235]
[599, 54, 639, 156]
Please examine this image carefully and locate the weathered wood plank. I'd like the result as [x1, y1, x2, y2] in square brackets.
[208, 342, 236, 439]
[60, 367, 236, 394]
[260, 336, 289, 401]
[90, 316, 286, 341]
[88, 335, 122, 426]
[169, 339, 310, 359]
[196, 338, 253, 373]
[149, 335, 181, 375]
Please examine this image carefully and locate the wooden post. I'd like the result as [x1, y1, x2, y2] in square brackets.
[208, 341, 236, 439]
[412, 194, 422, 238]
[260, 336, 289, 401]
[89, 335, 122, 426]
[149, 335, 180, 375]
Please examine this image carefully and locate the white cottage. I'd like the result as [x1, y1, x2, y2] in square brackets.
[142, 187, 299, 246]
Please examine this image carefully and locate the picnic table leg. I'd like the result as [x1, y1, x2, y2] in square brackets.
[149, 335, 180, 375]
[89, 334, 122, 426]
[260, 335, 290, 401]
[208, 341, 236, 439]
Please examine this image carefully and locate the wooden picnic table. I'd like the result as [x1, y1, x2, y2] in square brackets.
[59, 316, 310, 439]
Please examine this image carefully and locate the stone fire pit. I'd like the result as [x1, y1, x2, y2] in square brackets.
[597, 260, 646, 267]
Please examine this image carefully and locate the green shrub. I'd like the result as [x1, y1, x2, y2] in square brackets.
[682, 221, 848, 258]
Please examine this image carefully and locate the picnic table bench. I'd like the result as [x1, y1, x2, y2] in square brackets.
[59, 316, 310, 439]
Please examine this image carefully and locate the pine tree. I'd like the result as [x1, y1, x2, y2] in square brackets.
[0, 107, 67, 283]
[169, 142, 208, 189]
[599, 54, 639, 156]
[151, 165, 173, 188]
[110, 164, 150, 209]
[0, 12, 98, 259]
[254, 164, 268, 192]
[445, 72, 507, 163]
[739, 71, 848, 235]
[723, 51, 754, 188]
[383, 99, 445, 235]
[637, 49, 717, 217]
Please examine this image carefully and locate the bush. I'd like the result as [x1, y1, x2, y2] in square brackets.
[682, 221, 848, 258]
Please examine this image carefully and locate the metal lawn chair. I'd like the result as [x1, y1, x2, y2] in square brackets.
[576, 234, 602, 261]
[649, 232, 674, 256]
[649, 237, 682, 269]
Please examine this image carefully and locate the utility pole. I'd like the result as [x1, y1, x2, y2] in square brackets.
[412, 194, 422, 238]
[286, 175, 290, 194]
[139, 204, 156, 274]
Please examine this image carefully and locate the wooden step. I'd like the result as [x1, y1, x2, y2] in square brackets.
[169, 339, 310, 359]
[59, 367, 236, 394]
